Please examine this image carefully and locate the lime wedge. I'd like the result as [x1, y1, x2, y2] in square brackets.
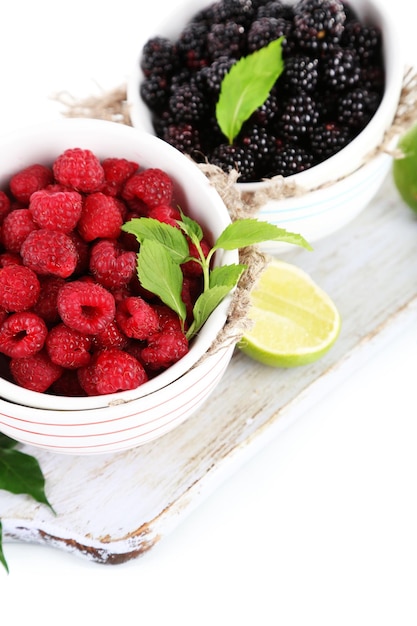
[238, 259, 341, 367]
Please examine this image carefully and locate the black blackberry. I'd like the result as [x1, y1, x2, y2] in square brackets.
[257, 1, 294, 20]
[267, 141, 315, 177]
[209, 143, 258, 182]
[341, 20, 382, 64]
[199, 114, 227, 154]
[320, 47, 361, 92]
[211, 0, 258, 28]
[207, 21, 246, 61]
[170, 68, 194, 91]
[140, 74, 171, 113]
[247, 16, 289, 52]
[196, 56, 237, 96]
[337, 87, 380, 130]
[176, 21, 210, 70]
[293, 0, 346, 52]
[169, 81, 208, 124]
[163, 123, 204, 160]
[359, 65, 385, 97]
[280, 54, 319, 93]
[275, 92, 319, 143]
[152, 109, 175, 138]
[140, 37, 178, 78]
[309, 121, 352, 158]
[250, 90, 280, 126]
[238, 123, 275, 172]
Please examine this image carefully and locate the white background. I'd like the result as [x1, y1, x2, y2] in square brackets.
[1, 1, 417, 624]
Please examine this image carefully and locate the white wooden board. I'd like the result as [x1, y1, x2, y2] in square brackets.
[1, 172, 417, 564]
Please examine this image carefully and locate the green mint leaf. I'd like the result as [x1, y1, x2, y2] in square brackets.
[213, 218, 312, 251]
[216, 37, 285, 144]
[209, 264, 247, 289]
[0, 447, 53, 511]
[177, 209, 203, 243]
[189, 285, 232, 338]
[0, 520, 8, 573]
[137, 239, 187, 322]
[0, 434, 17, 450]
[0, 435, 52, 573]
[122, 217, 189, 264]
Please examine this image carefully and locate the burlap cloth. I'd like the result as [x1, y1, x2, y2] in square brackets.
[55, 68, 417, 354]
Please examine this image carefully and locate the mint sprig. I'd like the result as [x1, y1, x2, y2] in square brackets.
[216, 37, 285, 144]
[122, 213, 311, 340]
[0, 433, 53, 573]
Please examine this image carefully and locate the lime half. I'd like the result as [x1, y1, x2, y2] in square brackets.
[238, 259, 341, 367]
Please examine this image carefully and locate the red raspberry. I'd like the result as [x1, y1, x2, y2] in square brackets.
[2, 208, 38, 253]
[181, 276, 201, 325]
[141, 330, 189, 371]
[152, 303, 183, 332]
[0, 252, 23, 267]
[111, 284, 134, 303]
[77, 192, 123, 242]
[10, 349, 63, 392]
[122, 168, 174, 208]
[57, 280, 116, 335]
[9, 164, 54, 204]
[148, 204, 181, 227]
[46, 323, 92, 369]
[29, 188, 82, 233]
[0, 311, 48, 358]
[100, 158, 138, 196]
[0, 190, 11, 223]
[50, 369, 86, 397]
[0, 265, 40, 312]
[115, 297, 160, 340]
[89, 239, 137, 289]
[118, 212, 141, 251]
[92, 319, 130, 350]
[32, 276, 66, 325]
[52, 148, 105, 193]
[68, 231, 90, 276]
[20, 229, 78, 278]
[77, 348, 148, 396]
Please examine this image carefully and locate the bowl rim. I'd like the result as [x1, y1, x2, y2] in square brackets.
[0, 118, 238, 411]
[127, 0, 404, 191]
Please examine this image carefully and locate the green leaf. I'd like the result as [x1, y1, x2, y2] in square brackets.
[216, 37, 285, 144]
[189, 285, 232, 338]
[213, 218, 312, 251]
[0, 435, 53, 573]
[0, 434, 18, 450]
[0, 520, 9, 574]
[137, 239, 187, 322]
[122, 217, 189, 264]
[209, 264, 247, 289]
[177, 209, 203, 243]
[0, 447, 53, 511]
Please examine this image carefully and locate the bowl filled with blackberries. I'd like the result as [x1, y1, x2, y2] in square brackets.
[128, 0, 404, 250]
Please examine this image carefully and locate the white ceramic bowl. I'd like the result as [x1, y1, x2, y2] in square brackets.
[127, 0, 404, 251]
[0, 118, 238, 454]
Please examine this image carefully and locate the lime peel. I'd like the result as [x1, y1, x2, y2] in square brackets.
[393, 122, 417, 213]
[238, 259, 341, 368]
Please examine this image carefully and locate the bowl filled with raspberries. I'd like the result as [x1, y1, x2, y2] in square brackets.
[0, 117, 243, 454]
[128, 0, 404, 248]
